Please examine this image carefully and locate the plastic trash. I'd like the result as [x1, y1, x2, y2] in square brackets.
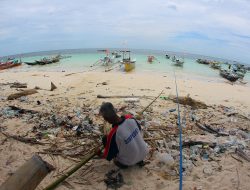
[156, 152, 175, 166]
[124, 98, 140, 103]
[238, 130, 250, 139]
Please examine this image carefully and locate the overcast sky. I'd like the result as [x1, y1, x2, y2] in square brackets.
[0, 0, 250, 63]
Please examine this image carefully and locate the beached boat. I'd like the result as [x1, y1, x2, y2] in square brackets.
[219, 69, 240, 82]
[0, 60, 22, 70]
[120, 50, 136, 72]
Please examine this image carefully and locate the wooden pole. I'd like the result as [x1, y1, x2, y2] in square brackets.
[43, 147, 100, 190]
[0, 155, 53, 190]
[138, 90, 164, 116]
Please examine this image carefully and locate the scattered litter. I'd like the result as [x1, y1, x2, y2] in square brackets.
[104, 169, 124, 189]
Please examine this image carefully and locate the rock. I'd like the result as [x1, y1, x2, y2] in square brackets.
[50, 82, 57, 91]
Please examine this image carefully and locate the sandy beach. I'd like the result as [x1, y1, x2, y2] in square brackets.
[0, 70, 250, 190]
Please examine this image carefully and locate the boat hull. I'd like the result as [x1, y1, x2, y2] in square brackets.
[0, 63, 22, 70]
[124, 61, 135, 72]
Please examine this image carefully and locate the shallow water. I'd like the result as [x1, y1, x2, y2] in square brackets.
[4, 49, 250, 83]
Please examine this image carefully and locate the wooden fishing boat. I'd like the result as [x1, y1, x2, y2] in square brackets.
[0, 62, 22, 70]
[25, 56, 60, 66]
[219, 69, 240, 82]
[120, 50, 136, 72]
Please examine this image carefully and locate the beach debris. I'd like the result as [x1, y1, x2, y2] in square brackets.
[97, 95, 146, 99]
[0, 155, 54, 190]
[7, 89, 38, 100]
[235, 148, 250, 162]
[124, 98, 140, 103]
[104, 169, 124, 189]
[43, 147, 99, 190]
[10, 82, 27, 88]
[7, 105, 39, 114]
[0, 131, 44, 145]
[50, 82, 57, 91]
[195, 122, 229, 136]
[170, 95, 208, 109]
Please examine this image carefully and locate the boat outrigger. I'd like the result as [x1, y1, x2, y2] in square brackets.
[120, 50, 136, 72]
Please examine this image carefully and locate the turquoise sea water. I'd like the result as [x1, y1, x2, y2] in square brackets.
[2, 49, 250, 82]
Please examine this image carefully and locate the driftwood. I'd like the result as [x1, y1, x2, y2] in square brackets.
[195, 122, 229, 136]
[235, 148, 250, 162]
[7, 89, 38, 100]
[138, 90, 163, 115]
[43, 147, 100, 190]
[172, 140, 216, 149]
[170, 95, 208, 109]
[0, 155, 54, 190]
[8, 105, 39, 114]
[10, 82, 27, 88]
[97, 95, 147, 99]
[1, 132, 44, 145]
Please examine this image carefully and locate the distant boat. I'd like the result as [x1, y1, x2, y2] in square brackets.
[25, 56, 60, 66]
[147, 55, 155, 63]
[111, 51, 122, 58]
[165, 54, 170, 59]
[171, 56, 176, 62]
[196, 59, 210, 65]
[174, 59, 184, 67]
[120, 50, 136, 72]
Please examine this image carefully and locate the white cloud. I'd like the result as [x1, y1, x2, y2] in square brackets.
[0, 0, 250, 62]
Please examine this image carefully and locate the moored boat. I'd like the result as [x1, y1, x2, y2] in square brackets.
[219, 69, 240, 82]
[120, 50, 136, 72]
[147, 55, 155, 63]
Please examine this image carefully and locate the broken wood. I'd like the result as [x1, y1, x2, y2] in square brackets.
[10, 82, 27, 88]
[1, 132, 44, 145]
[235, 148, 250, 162]
[50, 82, 57, 91]
[8, 105, 39, 114]
[195, 122, 229, 136]
[0, 155, 54, 190]
[97, 95, 148, 99]
[7, 89, 38, 100]
[138, 90, 163, 116]
[43, 146, 100, 190]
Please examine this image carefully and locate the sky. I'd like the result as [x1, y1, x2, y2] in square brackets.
[0, 0, 250, 63]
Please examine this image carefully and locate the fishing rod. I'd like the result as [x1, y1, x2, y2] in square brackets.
[173, 70, 183, 190]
